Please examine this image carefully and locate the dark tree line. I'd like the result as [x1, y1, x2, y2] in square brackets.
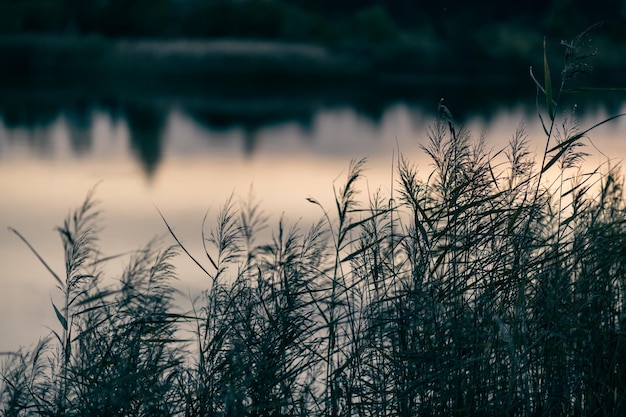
[0, 0, 623, 40]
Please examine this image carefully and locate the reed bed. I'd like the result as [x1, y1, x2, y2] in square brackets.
[3, 30, 626, 416]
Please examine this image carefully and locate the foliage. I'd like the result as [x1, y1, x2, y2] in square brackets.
[0, 0, 623, 42]
[351, 5, 397, 43]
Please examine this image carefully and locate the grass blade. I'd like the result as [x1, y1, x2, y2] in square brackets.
[544, 37, 555, 121]
[155, 205, 213, 279]
[51, 300, 67, 331]
[8, 227, 63, 287]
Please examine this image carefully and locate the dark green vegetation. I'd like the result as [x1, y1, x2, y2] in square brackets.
[0, 0, 623, 42]
[3, 33, 626, 416]
[1, 0, 625, 84]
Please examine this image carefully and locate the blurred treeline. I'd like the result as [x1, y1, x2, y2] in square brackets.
[0, 1, 624, 86]
[0, 0, 624, 42]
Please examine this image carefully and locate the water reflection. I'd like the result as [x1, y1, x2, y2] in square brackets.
[183, 98, 317, 156]
[123, 102, 167, 177]
[65, 100, 93, 156]
[1, 81, 624, 175]
[1, 80, 625, 353]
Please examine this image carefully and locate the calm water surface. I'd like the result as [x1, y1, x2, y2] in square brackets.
[1, 81, 625, 351]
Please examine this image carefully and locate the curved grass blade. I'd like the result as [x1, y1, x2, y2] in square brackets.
[546, 113, 626, 154]
[201, 209, 219, 272]
[340, 236, 386, 263]
[155, 205, 213, 279]
[565, 87, 626, 92]
[51, 300, 67, 331]
[542, 113, 626, 173]
[543, 37, 555, 121]
[338, 207, 393, 244]
[8, 227, 63, 287]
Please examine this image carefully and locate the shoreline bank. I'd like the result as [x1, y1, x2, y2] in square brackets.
[2, 34, 622, 91]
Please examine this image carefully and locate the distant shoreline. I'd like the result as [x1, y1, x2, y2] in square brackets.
[0, 34, 623, 91]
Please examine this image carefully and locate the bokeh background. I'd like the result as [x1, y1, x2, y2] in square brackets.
[1, 0, 625, 352]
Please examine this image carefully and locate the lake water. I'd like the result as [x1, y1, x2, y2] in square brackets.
[1, 79, 625, 352]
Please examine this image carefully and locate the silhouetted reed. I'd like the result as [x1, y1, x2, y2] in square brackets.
[3, 29, 626, 416]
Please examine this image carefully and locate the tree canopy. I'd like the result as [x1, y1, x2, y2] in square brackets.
[0, 0, 622, 41]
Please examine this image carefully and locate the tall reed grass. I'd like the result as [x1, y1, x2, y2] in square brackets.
[3, 28, 626, 416]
